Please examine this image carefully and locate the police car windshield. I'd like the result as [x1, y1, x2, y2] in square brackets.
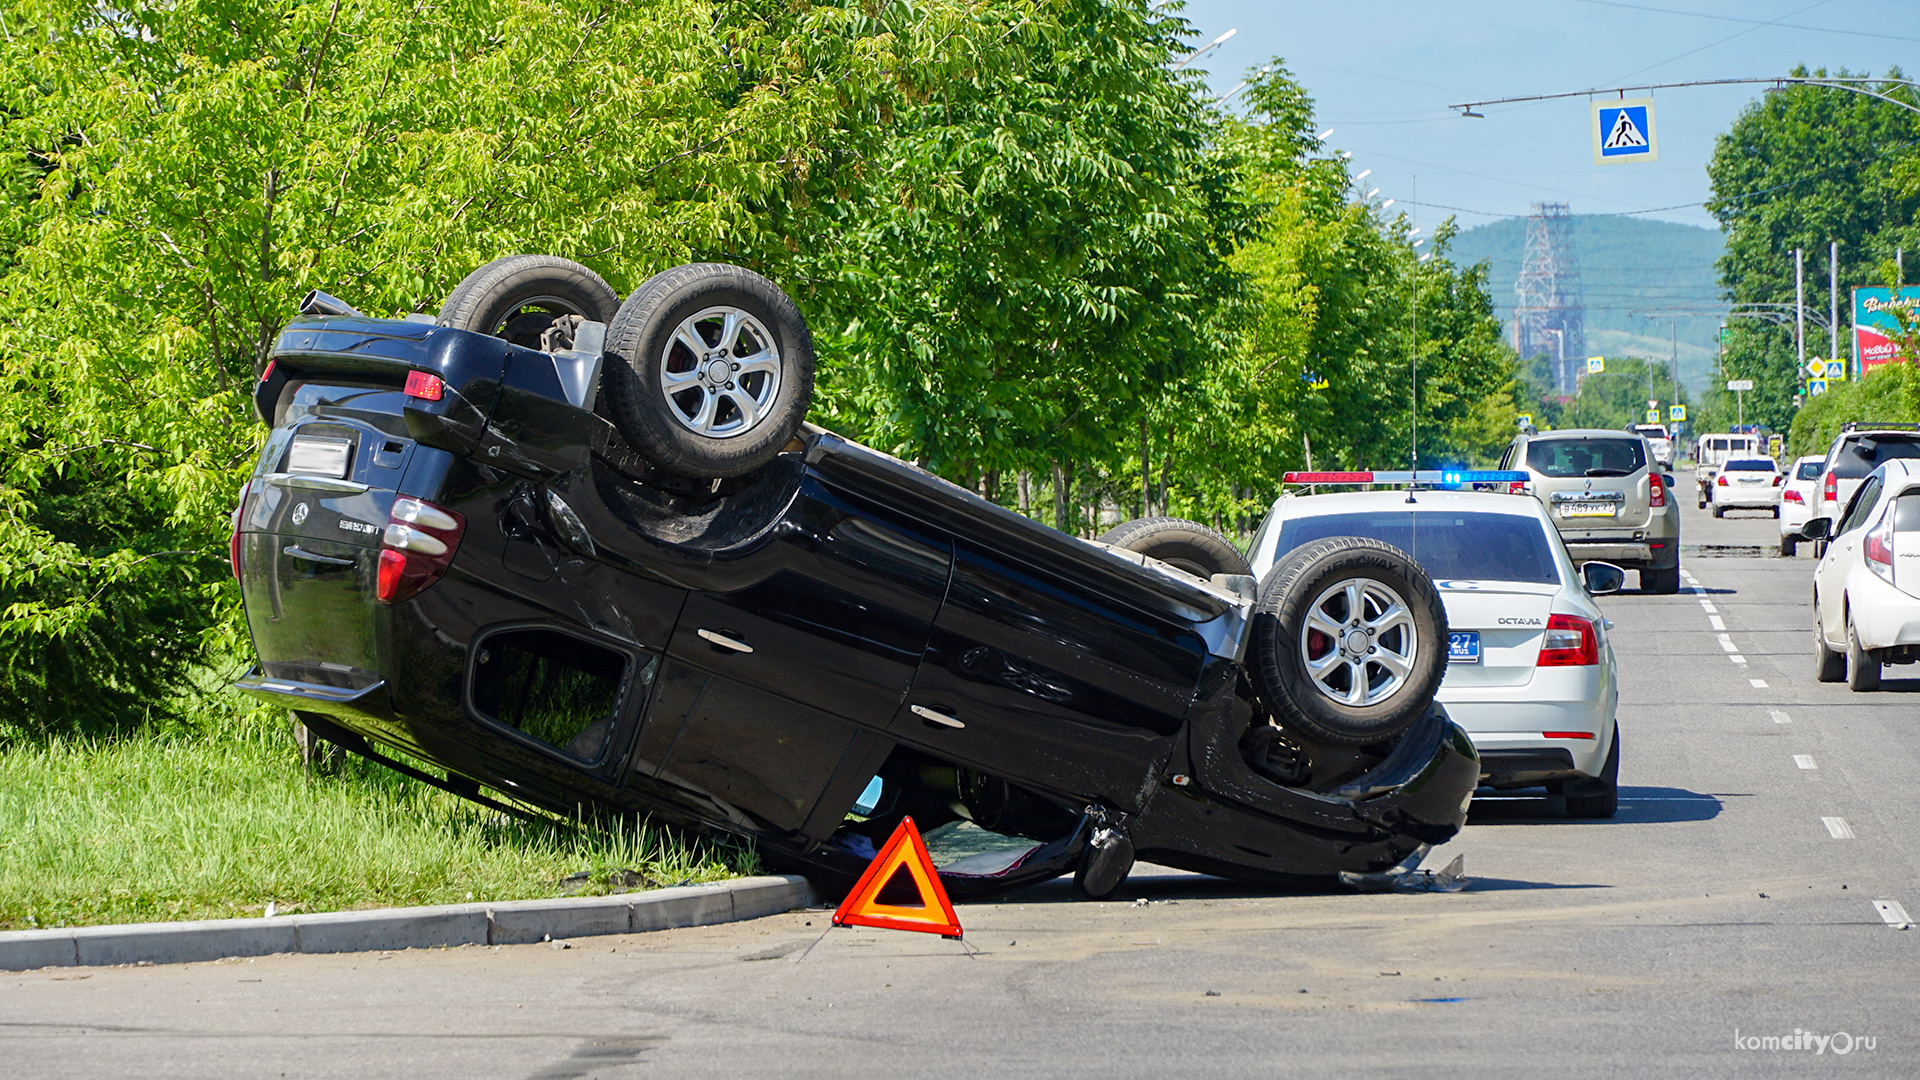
[1527, 437, 1645, 478]
[1276, 511, 1561, 585]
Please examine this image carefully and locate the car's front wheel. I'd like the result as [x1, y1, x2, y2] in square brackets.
[1097, 517, 1252, 579]
[1248, 537, 1447, 746]
[1847, 612, 1881, 692]
[601, 263, 815, 480]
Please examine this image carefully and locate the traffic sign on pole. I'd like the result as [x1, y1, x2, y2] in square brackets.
[1808, 378, 1828, 395]
[1726, 379, 1754, 391]
[1588, 356, 1605, 374]
[1645, 409, 1660, 423]
[1593, 98, 1657, 164]
[1670, 404, 1687, 422]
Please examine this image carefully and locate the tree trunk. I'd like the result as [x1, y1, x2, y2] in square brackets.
[981, 469, 1000, 504]
[1053, 460, 1072, 532]
[1139, 417, 1149, 519]
[1017, 470, 1031, 513]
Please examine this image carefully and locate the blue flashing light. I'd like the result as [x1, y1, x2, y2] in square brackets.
[1435, 470, 1529, 485]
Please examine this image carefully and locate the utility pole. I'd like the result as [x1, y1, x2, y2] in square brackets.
[1795, 247, 1806, 378]
[1830, 241, 1840, 375]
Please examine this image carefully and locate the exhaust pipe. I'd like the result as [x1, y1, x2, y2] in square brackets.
[299, 290, 362, 317]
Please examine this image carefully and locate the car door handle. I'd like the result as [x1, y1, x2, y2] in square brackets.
[696, 629, 753, 654]
[911, 705, 965, 729]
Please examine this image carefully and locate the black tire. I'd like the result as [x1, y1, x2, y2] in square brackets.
[1097, 517, 1252, 579]
[601, 263, 814, 480]
[1813, 603, 1846, 682]
[1847, 612, 1881, 692]
[1248, 537, 1447, 746]
[437, 254, 620, 351]
[1780, 536, 1797, 558]
[1772, 506, 1781, 519]
[1564, 728, 1619, 819]
[1711, 505, 1724, 518]
[1641, 565, 1680, 594]
[1072, 827, 1135, 901]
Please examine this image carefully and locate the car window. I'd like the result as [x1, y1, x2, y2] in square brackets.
[1830, 435, 1920, 479]
[1837, 475, 1883, 534]
[1526, 438, 1645, 478]
[1724, 458, 1775, 472]
[1274, 510, 1560, 585]
[1795, 460, 1823, 480]
[1897, 491, 1920, 533]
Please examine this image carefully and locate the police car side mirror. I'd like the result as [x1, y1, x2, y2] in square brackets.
[1799, 517, 1833, 541]
[1581, 561, 1626, 595]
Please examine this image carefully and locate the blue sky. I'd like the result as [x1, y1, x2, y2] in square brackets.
[1176, 0, 1916, 232]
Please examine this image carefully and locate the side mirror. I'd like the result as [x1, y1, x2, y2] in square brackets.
[1799, 517, 1833, 541]
[1581, 561, 1627, 596]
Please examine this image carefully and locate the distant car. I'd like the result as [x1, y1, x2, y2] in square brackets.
[1629, 423, 1674, 468]
[1708, 456, 1782, 517]
[1500, 428, 1681, 593]
[1811, 424, 1920, 542]
[1695, 431, 1765, 507]
[1247, 486, 1624, 817]
[1804, 459, 1920, 691]
[1778, 455, 1825, 556]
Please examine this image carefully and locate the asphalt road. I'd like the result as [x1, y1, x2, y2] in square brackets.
[5, 497, 1916, 1078]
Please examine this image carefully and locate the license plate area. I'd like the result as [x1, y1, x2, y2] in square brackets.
[288, 435, 353, 479]
[1558, 502, 1619, 518]
[1448, 631, 1481, 663]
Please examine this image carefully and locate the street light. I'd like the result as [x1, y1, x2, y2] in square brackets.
[1173, 28, 1236, 70]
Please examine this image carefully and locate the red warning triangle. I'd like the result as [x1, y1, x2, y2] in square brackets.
[831, 817, 962, 939]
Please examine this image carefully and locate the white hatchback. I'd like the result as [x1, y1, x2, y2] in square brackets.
[1778, 455, 1825, 556]
[1805, 459, 1920, 691]
[1247, 486, 1623, 816]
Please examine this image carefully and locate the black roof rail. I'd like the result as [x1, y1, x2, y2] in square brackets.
[1841, 421, 1920, 433]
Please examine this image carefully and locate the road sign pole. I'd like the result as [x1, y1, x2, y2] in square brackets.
[1795, 248, 1806, 377]
[1831, 241, 1840, 371]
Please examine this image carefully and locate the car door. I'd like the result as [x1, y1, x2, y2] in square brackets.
[1817, 473, 1883, 642]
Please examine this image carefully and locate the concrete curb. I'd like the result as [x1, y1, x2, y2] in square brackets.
[0, 875, 814, 971]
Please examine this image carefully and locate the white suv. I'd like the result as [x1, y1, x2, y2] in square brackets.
[1804, 459, 1920, 691]
[1811, 425, 1920, 541]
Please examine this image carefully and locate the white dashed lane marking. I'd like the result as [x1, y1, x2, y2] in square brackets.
[1718, 634, 1738, 652]
[1750, 679, 1769, 688]
[1794, 755, 1818, 770]
[1770, 710, 1792, 724]
[1874, 900, 1913, 929]
[1709, 615, 1726, 630]
[1824, 817, 1856, 839]
[1700, 601, 1718, 613]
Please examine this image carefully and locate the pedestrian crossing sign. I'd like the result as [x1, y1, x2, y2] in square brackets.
[1809, 378, 1829, 395]
[1592, 98, 1657, 165]
[1670, 404, 1686, 422]
[1587, 356, 1605, 374]
[1824, 360, 1846, 380]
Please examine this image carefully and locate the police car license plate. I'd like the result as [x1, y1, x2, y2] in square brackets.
[1448, 631, 1481, 663]
[1559, 502, 1616, 517]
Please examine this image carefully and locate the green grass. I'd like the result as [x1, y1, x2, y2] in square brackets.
[0, 686, 755, 931]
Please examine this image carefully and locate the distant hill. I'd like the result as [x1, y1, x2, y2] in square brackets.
[1446, 215, 1727, 395]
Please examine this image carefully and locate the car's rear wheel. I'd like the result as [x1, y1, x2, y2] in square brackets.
[1780, 536, 1797, 558]
[1711, 505, 1724, 518]
[1564, 729, 1620, 819]
[437, 254, 620, 350]
[1248, 537, 1447, 747]
[601, 263, 815, 480]
[1813, 603, 1846, 682]
[1846, 612, 1881, 692]
[1097, 517, 1252, 579]
[1641, 565, 1680, 594]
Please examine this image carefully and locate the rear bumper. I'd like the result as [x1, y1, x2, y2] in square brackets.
[1715, 490, 1779, 510]
[1848, 573, 1920, 652]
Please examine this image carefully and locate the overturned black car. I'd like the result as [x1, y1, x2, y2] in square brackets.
[232, 255, 1477, 900]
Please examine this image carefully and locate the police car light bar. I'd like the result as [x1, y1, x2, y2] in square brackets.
[1282, 470, 1530, 487]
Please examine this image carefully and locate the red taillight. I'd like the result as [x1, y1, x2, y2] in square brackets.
[1772, 474, 1784, 487]
[1537, 613, 1599, 667]
[1865, 513, 1895, 583]
[1649, 474, 1666, 508]
[1784, 489, 1804, 504]
[229, 479, 252, 580]
[1542, 731, 1597, 740]
[404, 370, 444, 401]
[1716, 474, 1728, 486]
[374, 496, 465, 604]
[1823, 471, 1837, 505]
[260, 359, 276, 384]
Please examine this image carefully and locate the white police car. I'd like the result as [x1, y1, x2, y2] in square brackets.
[1246, 471, 1624, 817]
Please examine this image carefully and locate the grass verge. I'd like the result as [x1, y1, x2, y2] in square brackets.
[0, 686, 756, 931]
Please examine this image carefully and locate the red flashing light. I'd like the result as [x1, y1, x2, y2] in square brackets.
[1542, 731, 1597, 740]
[1283, 472, 1374, 484]
[404, 370, 444, 401]
[1537, 613, 1599, 667]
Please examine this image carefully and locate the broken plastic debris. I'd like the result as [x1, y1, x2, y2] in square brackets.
[1338, 846, 1469, 893]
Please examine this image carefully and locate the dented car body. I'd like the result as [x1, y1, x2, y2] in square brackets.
[234, 311, 1477, 898]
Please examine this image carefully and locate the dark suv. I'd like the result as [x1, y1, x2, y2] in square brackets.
[232, 256, 1478, 900]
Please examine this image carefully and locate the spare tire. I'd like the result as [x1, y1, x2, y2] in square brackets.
[1097, 516, 1252, 579]
[601, 263, 815, 480]
[437, 254, 620, 351]
[1248, 536, 1447, 746]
